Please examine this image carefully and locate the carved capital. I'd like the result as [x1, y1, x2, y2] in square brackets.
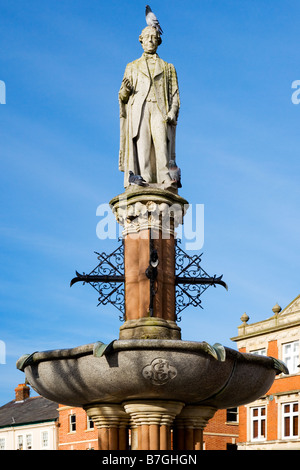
[175, 405, 217, 429]
[123, 400, 184, 427]
[84, 404, 129, 429]
[110, 187, 189, 236]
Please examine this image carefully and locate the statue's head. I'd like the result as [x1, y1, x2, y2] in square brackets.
[139, 26, 162, 54]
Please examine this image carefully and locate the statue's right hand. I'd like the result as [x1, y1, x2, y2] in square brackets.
[122, 78, 133, 95]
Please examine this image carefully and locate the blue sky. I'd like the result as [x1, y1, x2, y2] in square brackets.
[0, 0, 299, 405]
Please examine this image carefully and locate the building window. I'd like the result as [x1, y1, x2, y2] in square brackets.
[26, 434, 32, 450]
[41, 431, 49, 448]
[282, 402, 299, 439]
[87, 415, 94, 430]
[282, 341, 299, 374]
[17, 435, 23, 450]
[251, 348, 266, 356]
[0, 438, 5, 450]
[69, 413, 76, 433]
[226, 407, 238, 423]
[251, 406, 266, 441]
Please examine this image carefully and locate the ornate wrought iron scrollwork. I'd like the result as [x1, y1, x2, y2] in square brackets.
[70, 238, 227, 323]
[175, 241, 228, 321]
[70, 241, 125, 320]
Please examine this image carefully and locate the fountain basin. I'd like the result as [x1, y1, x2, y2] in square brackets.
[17, 339, 287, 409]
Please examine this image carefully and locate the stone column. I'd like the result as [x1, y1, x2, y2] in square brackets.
[110, 187, 188, 340]
[123, 401, 184, 450]
[84, 404, 130, 450]
[173, 406, 217, 450]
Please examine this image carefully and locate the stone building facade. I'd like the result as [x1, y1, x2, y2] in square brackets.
[231, 294, 300, 449]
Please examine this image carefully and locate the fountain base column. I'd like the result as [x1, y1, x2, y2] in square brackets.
[174, 405, 217, 450]
[84, 404, 130, 450]
[124, 400, 184, 450]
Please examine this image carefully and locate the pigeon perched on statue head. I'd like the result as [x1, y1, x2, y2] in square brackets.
[128, 171, 148, 186]
[145, 5, 163, 35]
[168, 160, 182, 188]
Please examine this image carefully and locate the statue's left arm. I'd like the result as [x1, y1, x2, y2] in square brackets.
[166, 64, 180, 125]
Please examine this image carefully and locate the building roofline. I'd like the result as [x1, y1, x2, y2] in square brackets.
[279, 293, 300, 316]
[231, 318, 300, 342]
[0, 418, 58, 430]
[231, 293, 300, 343]
[0, 395, 59, 429]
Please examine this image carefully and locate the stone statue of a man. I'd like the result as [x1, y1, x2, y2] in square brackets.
[118, 26, 180, 188]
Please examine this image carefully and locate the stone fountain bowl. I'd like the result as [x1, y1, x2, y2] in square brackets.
[17, 339, 287, 409]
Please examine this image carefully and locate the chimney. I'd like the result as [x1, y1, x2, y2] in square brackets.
[15, 383, 30, 402]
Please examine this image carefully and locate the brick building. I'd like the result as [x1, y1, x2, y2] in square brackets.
[203, 408, 238, 450]
[58, 405, 99, 450]
[231, 294, 300, 449]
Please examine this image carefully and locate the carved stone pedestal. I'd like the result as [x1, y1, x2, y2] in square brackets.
[110, 186, 188, 340]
